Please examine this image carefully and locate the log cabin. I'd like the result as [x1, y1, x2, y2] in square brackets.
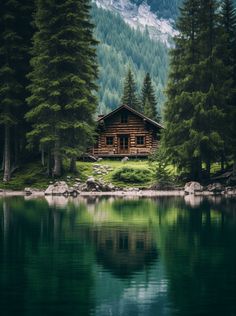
[92, 104, 163, 158]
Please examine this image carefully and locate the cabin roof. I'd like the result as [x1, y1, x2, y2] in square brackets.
[97, 104, 163, 129]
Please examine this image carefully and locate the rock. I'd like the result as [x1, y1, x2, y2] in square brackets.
[68, 188, 79, 197]
[184, 182, 203, 195]
[121, 156, 129, 163]
[24, 187, 33, 195]
[107, 183, 115, 191]
[45, 184, 54, 195]
[97, 158, 103, 162]
[86, 176, 100, 191]
[75, 178, 81, 182]
[225, 187, 236, 196]
[93, 164, 101, 168]
[79, 183, 87, 192]
[207, 183, 224, 194]
[94, 171, 102, 175]
[45, 181, 69, 196]
[87, 176, 95, 183]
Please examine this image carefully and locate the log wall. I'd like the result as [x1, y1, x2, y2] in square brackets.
[93, 108, 160, 157]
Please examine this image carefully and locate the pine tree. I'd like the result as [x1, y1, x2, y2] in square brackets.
[121, 68, 141, 111]
[221, 0, 236, 174]
[26, 0, 98, 176]
[162, 0, 231, 180]
[162, 0, 203, 179]
[142, 73, 159, 121]
[0, 0, 33, 182]
[196, 0, 231, 177]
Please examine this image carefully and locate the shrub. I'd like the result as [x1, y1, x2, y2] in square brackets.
[112, 167, 153, 184]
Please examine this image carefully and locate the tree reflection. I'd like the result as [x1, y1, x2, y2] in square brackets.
[0, 197, 95, 316]
[158, 200, 236, 316]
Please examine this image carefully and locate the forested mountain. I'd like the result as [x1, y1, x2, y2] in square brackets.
[131, 0, 183, 19]
[93, 0, 236, 114]
[92, 5, 169, 114]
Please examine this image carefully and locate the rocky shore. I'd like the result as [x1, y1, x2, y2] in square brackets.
[0, 178, 236, 197]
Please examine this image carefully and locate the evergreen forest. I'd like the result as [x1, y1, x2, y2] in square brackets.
[92, 5, 168, 114]
[0, 0, 236, 186]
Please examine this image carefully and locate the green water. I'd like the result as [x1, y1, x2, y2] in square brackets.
[0, 196, 236, 316]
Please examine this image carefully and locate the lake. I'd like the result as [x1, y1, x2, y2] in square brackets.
[0, 195, 236, 316]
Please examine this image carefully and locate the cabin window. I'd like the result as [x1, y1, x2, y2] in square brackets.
[121, 113, 128, 123]
[106, 136, 114, 145]
[136, 136, 145, 145]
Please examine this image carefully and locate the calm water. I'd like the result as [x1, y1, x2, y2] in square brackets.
[0, 195, 236, 316]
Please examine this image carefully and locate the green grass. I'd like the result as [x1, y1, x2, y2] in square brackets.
[90, 159, 157, 188]
[0, 162, 50, 190]
[0, 158, 177, 190]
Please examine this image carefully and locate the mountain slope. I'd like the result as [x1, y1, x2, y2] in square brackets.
[94, 0, 178, 45]
[92, 5, 169, 114]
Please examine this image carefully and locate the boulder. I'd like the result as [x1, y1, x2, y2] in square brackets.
[97, 158, 103, 162]
[121, 156, 129, 163]
[86, 176, 100, 191]
[44, 184, 54, 195]
[106, 183, 115, 191]
[225, 187, 236, 196]
[45, 181, 69, 196]
[207, 183, 224, 194]
[68, 188, 79, 197]
[24, 187, 33, 195]
[78, 183, 87, 192]
[184, 182, 203, 195]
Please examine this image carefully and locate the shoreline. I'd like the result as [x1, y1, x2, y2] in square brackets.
[0, 189, 185, 197]
[0, 189, 236, 197]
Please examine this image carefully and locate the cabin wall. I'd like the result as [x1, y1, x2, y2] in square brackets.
[93, 109, 160, 157]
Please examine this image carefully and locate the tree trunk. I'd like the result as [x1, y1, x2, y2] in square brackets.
[3, 124, 11, 182]
[206, 160, 211, 180]
[41, 144, 45, 166]
[46, 151, 51, 176]
[221, 155, 225, 172]
[1, 150, 5, 171]
[233, 160, 236, 177]
[14, 125, 19, 168]
[69, 157, 77, 173]
[190, 158, 202, 181]
[53, 139, 61, 177]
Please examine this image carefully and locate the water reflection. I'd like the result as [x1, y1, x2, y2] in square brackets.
[0, 196, 236, 316]
[93, 226, 158, 278]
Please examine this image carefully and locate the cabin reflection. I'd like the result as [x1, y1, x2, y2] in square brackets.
[92, 227, 158, 278]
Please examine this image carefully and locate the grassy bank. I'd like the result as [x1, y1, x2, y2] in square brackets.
[0, 159, 159, 190]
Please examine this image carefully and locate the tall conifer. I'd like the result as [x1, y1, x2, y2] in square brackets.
[162, 0, 203, 179]
[221, 0, 236, 174]
[121, 68, 141, 111]
[26, 0, 98, 176]
[0, 0, 33, 182]
[142, 73, 159, 121]
[162, 0, 234, 180]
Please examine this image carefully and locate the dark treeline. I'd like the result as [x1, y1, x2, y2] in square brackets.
[0, 0, 98, 181]
[162, 0, 236, 180]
